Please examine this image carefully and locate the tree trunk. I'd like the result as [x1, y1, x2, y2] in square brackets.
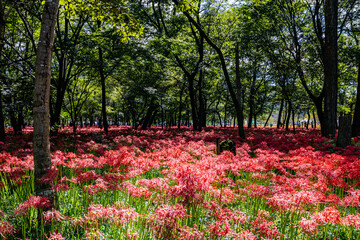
[337, 115, 352, 148]
[313, 111, 317, 128]
[178, 87, 184, 129]
[352, 61, 360, 137]
[292, 109, 296, 133]
[264, 104, 274, 128]
[198, 69, 206, 129]
[188, 75, 198, 131]
[0, 2, 6, 141]
[141, 98, 156, 130]
[0, 90, 4, 141]
[97, 22, 108, 135]
[33, 0, 59, 208]
[277, 99, 284, 128]
[235, 42, 245, 138]
[285, 101, 291, 131]
[322, 0, 338, 137]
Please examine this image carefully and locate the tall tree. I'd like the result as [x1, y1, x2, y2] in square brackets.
[0, 0, 17, 141]
[33, 0, 59, 205]
[173, 0, 246, 138]
[322, 0, 338, 137]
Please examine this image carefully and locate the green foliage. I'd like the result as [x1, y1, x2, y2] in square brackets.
[60, 0, 143, 41]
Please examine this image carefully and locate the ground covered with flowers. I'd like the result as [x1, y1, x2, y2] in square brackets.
[0, 126, 360, 239]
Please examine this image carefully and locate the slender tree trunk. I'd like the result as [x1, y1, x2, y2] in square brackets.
[277, 99, 284, 128]
[198, 69, 205, 129]
[97, 22, 108, 135]
[292, 109, 296, 133]
[0, 2, 6, 141]
[352, 61, 360, 137]
[322, 0, 338, 137]
[235, 42, 245, 137]
[33, 0, 59, 207]
[285, 101, 291, 131]
[313, 111, 317, 128]
[141, 98, 156, 130]
[188, 75, 198, 131]
[178, 87, 184, 129]
[264, 104, 274, 127]
[0, 90, 4, 141]
[306, 111, 311, 129]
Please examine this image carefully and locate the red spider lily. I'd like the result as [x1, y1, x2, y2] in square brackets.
[47, 232, 66, 240]
[0, 221, 15, 238]
[43, 209, 66, 224]
[14, 196, 51, 216]
[149, 204, 188, 238]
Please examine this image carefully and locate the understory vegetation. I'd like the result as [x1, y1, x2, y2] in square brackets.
[0, 126, 360, 239]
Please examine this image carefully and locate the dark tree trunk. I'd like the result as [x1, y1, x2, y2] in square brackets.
[306, 111, 311, 129]
[248, 68, 256, 128]
[322, 0, 338, 137]
[0, 90, 4, 141]
[337, 115, 352, 148]
[216, 111, 222, 127]
[292, 109, 296, 133]
[313, 111, 317, 128]
[148, 110, 157, 128]
[198, 69, 206, 129]
[277, 99, 284, 128]
[352, 61, 360, 137]
[80, 115, 83, 128]
[235, 42, 245, 138]
[285, 101, 291, 131]
[72, 117, 77, 133]
[0, 2, 6, 141]
[188, 75, 198, 131]
[33, 0, 59, 208]
[178, 86, 184, 129]
[98, 35, 108, 134]
[264, 104, 274, 128]
[141, 98, 156, 130]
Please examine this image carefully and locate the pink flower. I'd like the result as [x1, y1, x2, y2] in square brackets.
[208, 220, 231, 237]
[312, 207, 341, 224]
[47, 232, 66, 240]
[43, 209, 66, 224]
[232, 230, 256, 240]
[341, 213, 360, 230]
[298, 217, 318, 235]
[177, 225, 204, 240]
[150, 204, 188, 238]
[14, 196, 51, 216]
[0, 221, 15, 238]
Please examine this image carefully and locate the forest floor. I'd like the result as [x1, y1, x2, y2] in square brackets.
[0, 126, 360, 239]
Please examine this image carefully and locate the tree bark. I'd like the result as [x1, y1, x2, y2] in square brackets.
[264, 104, 274, 128]
[337, 115, 352, 148]
[352, 61, 360, 137]
[33, 0, 59, 207]
[141, 97, 156, 130]
[0, 1, 6, 141]
[277, 99, 284, 128]
[285, 100, 291, 131]
[0, 90, 4, 141]
[178, 85, 185, 129]
[97, 22, 108, 135]
[322, 0, 338, 137]
[235, 42, 245, 137]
